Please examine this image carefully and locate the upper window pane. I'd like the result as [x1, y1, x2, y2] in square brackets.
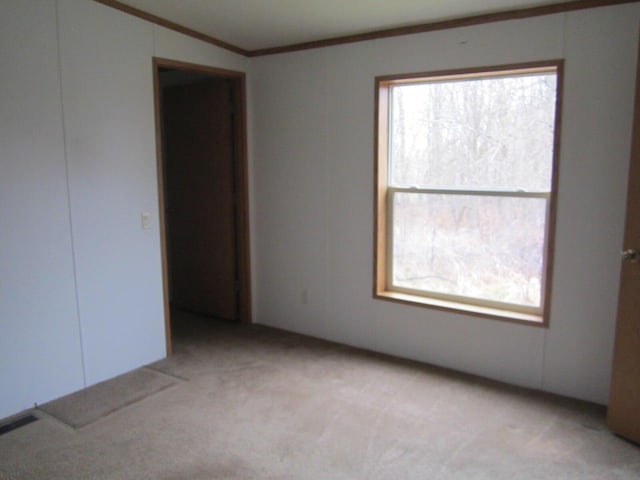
[389, 72, 557, 191]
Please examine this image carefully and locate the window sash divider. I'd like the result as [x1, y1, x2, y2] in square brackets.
[387, 187, 550, 199]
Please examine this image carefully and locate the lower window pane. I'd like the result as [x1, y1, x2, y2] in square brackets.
[392, 193, 547, 308]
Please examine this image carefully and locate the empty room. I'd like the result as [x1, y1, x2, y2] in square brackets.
[1, 0, 639, 478]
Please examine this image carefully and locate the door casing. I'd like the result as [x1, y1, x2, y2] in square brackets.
[152, 57, 252, 354]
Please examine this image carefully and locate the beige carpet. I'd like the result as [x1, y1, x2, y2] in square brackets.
[0, 310, 639, 479]
[38, 367, 179, 428]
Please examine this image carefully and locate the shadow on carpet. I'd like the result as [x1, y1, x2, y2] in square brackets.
[39, 368, 179, 428]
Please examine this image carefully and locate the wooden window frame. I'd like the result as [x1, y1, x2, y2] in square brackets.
[374, 60, 564, 327]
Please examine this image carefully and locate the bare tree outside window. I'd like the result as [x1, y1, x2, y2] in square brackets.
[375, 62, 562, 323]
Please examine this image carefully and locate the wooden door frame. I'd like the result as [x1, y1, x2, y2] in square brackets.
[152, 57, 252, 354]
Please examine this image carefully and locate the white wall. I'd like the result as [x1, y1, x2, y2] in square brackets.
[0, 0, 247, 419]
[250, 4, 640, 404]
[1, 0, 636, 420]
[0, 0, 85, 419]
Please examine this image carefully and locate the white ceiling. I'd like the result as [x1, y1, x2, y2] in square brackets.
[116, 0, 576, 51]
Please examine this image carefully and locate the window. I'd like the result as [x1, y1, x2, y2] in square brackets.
[374, 61, 563, 325]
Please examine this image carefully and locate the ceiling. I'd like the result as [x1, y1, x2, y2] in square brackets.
[116, 0, 577, 52]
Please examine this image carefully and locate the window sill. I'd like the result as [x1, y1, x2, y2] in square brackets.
[374, 290, 547, 327]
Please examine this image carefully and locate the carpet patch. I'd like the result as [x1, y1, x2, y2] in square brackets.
[39, 368, 178, 428]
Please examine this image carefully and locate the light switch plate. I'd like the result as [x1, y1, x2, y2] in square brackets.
[141, 212, 151, 229]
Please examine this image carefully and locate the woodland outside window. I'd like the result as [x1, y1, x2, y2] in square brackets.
[374, 61, 563, 325]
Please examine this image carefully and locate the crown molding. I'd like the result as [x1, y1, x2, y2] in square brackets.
[93, 0, 249, 56]
[94, 0, 639, 58]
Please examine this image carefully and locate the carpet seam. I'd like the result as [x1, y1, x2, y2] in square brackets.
[143, 365, 190, 382]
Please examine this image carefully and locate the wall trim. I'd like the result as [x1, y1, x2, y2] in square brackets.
[95, 0, 638, 58]
[249, 0, 639, 56]
[93, 0, 249, 55]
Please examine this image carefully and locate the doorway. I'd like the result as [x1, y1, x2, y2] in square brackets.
[153, 58, 251, 354]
